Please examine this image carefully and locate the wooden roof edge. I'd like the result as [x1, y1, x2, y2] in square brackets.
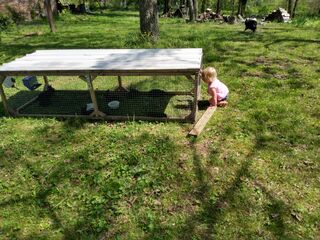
[0, 69, 201, 76]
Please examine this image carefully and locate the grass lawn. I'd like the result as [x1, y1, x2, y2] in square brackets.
[0, 11, 319, 239]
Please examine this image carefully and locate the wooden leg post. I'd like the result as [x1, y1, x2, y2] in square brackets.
[43, 76, 49, 88]
[118, 76, 123, 88]
[116, 76, 128, 91]
[196, 71, 201, 101]
[43, 76, 49, 90]
[86, 75, 105, 118]
[0, 76, 9, 115]
[186, 74, 201, 122]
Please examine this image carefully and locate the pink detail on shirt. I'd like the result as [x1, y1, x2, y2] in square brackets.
[208, 79, 229, 101]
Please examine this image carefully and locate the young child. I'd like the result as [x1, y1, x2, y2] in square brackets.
[201, 67, 229, 107]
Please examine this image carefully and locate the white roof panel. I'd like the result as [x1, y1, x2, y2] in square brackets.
[0, 49, 203, 75]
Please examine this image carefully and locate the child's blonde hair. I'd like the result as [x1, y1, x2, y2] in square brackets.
[201, 67, 217, 83]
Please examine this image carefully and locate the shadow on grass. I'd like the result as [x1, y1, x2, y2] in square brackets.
[175, 139, 253, 239]
[172, 125, 298, 239]
[265, 38, 320, 48]
[0, 148, 101, 238]
[254, 181, 289, 239]
[0, 130, 182, 239]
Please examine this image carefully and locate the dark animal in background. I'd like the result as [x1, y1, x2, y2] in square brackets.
[244, 18, 257, 32]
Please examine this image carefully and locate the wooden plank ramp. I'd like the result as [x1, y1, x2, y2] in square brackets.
[188, 106, 217, 137]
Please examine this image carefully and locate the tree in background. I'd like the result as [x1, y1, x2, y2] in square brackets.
[291, 0, 299, 18]
[120, 0, 127, 8]
[237, 0, 247, 16]
[163, 0, 171, 15]
[193, 0, 198, 18]
[287, 0, 293, 16]
[188, 0, 195, 21]
[216, 0, 222, 14]
[45, 0, 56, 32]
[139, 0, 159, 40]
[201, 0, 208, 12]
[231, 0, 235, 15]
[50, 0, 320, 16]
[188, 0, 198, 21]
[180, 0, 187, 8]
[287, 0, 300, 18]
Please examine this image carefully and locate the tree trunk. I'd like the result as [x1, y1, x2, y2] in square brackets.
[241, 0, 247, 16]
[201, 0, 208, 12]
[237, 0, 247, 16]
[180, 0, 186, 7]
[292, 0, 299, 18]
[45, 0, 56, 33]
[216, 0, 222, 14]
[163, 0, 171, 15]
[188, 0, 195, 21]
[287, 0, 293, 16]
[120, 0, 127, 8]
[193, 0, 198, 18]
[139, 0, 159, 40]
[237, 0, 242, 15]
[231, 0, 235, 15]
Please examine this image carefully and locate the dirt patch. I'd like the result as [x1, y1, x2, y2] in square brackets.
[254, 56, 290, 69]
[242, 71, 266, 78]
[206, 166, 220, 178]
[272, 73, 288, 79]
[195, 139, 212, 158]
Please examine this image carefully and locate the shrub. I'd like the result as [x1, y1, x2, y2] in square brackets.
[0, 13, 12, 31]
[30, 9, 38, 20]
[292, 16, 320, 27]
[258, 6, 270, 17]
[88, 0, 100, 11]
[5, 5, 26, 24]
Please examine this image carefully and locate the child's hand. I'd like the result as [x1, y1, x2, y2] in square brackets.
[209, 98, 216, 107]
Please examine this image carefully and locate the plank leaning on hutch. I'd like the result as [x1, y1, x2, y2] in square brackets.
[0, 49, 203, 122]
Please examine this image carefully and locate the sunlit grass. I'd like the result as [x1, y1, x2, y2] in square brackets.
[0, 11, 319, 239]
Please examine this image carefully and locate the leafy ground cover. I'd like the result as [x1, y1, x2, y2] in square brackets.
[0, 11, 319, 239]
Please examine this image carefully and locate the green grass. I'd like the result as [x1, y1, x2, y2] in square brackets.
[0, 11, 320, 239]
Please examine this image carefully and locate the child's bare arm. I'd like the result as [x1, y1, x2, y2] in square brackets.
[208, 87, 217, 106]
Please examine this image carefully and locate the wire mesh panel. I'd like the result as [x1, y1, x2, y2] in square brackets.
[5, 74, 197, 121]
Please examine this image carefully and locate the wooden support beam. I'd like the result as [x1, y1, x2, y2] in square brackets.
[43, 76, 49, 85]
[86, 75, 106, 118]
[185, 75, 195, 82]
[43, 76, 49, 90]
[16, 95, 39, 113]
[0, 76, 10, 115]
[189, 73, 201, 122]
[116, 76, 128, 92]
[188, 106, 216, 137]
[118, 76, 123, 88]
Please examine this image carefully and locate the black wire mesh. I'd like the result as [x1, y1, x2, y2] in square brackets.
[6, 75, 196, 120]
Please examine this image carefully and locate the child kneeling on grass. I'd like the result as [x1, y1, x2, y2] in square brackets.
[201, 67, 229, 107]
